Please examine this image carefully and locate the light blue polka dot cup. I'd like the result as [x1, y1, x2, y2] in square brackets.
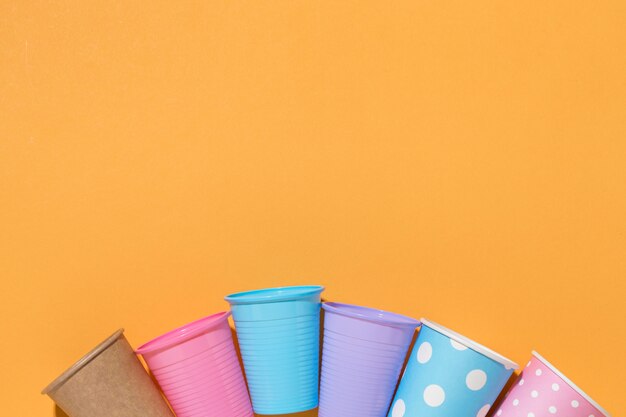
[225, 285, 324, 415]
[388, 319, 519, 417]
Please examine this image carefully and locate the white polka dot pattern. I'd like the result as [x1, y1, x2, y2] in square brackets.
[417, 342, 432, 364]
[391, 399, 406, 417]
[466, 370, 488, 391]
[386, 323, 516, 417]
[450, 339, 468, 350]
[493, 355, 607, 417]
[476, 404, 491, 417]
[423, 384, 446, 407]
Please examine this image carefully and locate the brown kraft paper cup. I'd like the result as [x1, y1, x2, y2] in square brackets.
[41, 329, 174, 417]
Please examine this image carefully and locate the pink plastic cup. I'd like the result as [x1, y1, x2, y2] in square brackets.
[136, 312, 253, 417]
[494, 351, 611, 417]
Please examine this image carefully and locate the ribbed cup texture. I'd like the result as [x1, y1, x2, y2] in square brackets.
[150, 336, 252, 417]
[138, 314, 253, 417]
[318, 303, 418, 417]
[319, 330, 409, 417]
[226, 285, 324, 415]
[235, 315, 321, 414]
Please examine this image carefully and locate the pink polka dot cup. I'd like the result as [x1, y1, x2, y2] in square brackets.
[494, 351, 610, 417]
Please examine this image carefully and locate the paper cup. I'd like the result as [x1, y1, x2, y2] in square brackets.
[41, 329, 174, 417]
[135, 312, 253, 417]
[493, 351, 611, 417]
[388, 319, 518, 417]
[225, 285, 324, 415]
[318, 302, 420, 417]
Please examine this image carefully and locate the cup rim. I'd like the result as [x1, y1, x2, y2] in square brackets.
[323, 302, 420, 329]
[531, 351, 611, 417]
[420, 318, 519, 370]
[135, 312, 231, 355]
[41, 329, 125, 395]
[224, 285, 324, 305]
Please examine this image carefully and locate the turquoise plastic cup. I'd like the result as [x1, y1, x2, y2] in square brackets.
[225, 285, 324, 415]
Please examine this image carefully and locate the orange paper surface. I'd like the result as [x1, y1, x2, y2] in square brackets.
[0, 1, 624, 416]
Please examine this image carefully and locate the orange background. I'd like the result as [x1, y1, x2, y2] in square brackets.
[1, 1, 625, 416]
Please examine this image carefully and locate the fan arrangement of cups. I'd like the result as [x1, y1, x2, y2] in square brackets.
[42, 285, 611, 417]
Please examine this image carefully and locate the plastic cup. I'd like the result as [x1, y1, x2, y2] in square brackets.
[41, 329, 174, 417]
[319, 302, 420, 417]
[135, 312, 253, 417]
[225, 285, 324, 415]
[493, 351, 611, 417]
[388, 318, 519, 417]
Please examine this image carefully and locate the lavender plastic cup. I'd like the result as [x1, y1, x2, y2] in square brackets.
[319, 302, 420, 417]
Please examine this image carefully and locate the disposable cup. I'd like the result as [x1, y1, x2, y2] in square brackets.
[320, 360, 405, 379]
[151, 348, 241, 375]
[322, 346, 406, 366]
[236, 330, 319, 341]
[322, 334, 415, 361]
[319, 375, 398, 392]
[177, 401, 250, 417]
[326, 351, 409, 368]
[234, 316, 316, 327]
[234, 323, 318, 333]
[324, 331, 410, 351]
[158, 371, 245, 398]
[152, 361, 242, 383]
[318, 302, 420, 417]
[225, 285, 324, 415]
[492, 351, 611, 417]
[388, 318, 518, 417]
[320, 393, 395, 412]
[135, 312, 253, 417]
[41, 329, 173, 417]
[239, 349, 319, 360]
